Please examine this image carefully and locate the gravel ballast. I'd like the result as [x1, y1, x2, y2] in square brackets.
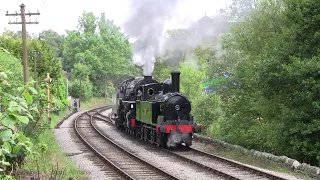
[100, 109, 303, 180]
[53, 111, 108, 179]
[53, 109, 306, 180]
[96, 109, 224, 179]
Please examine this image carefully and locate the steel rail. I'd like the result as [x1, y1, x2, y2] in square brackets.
[97, 107, 290, 180]
[189, 147, 289, 180]
[90, 111, 178, 180]
[74, 106, 134, 180]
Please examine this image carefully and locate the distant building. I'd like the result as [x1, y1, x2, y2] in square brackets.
[191, 13, 232, 41]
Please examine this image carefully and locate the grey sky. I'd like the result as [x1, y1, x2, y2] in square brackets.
[1, 0, 229, 36]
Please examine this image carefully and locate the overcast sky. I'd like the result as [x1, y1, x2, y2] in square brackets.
[1, 0, 230, 36]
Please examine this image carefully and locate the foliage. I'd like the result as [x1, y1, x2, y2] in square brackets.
[213, 0, 320, 166]
[69, 79, 93, 101]
[179, 61, 206, 104]
[23, 130, 88, 179]
[193, 93, 224, 134]
[0, 48, 64, 177]
[39, 29, 65, 57]
[0, 33, 68, 108]
[105, 80, 115, 98]
[63, 11, 138, 96]
[202, 76, 227, 88]
[220, 0, 258, 21]
[0, 69, 36, 174]
[0, 51, 23, 85]
[152, 59, 172, 82]
[71, 63, 91, 79]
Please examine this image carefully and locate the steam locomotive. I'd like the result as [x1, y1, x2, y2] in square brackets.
[112, 71, 202, 147]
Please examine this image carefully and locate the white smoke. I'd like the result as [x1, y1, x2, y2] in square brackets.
[123, 0, 180, 76]
[167, 132, 182, 148]
[167, 132, 192, 147]
[123, 0, 231, 75]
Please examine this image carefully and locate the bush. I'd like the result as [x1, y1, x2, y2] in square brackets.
[69, 79, 93, 101]
[193, 92, 224, 135]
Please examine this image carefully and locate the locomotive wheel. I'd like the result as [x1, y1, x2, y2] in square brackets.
[144, 128, 148, 141]
[140, 127, 144, 140]
[162, 134, 168, 148]
[156, 133, 162, 147]
[150, 130, 155, 144]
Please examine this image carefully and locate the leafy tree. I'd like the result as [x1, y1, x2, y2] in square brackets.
[214, 0, 320, 165]
[180, 61, 205, 102]
[152, 59, 172, 82]
[220, 0, 258, 21]
[0, 34, 67, 107]
[39, 30, 64, 57]
[0, 50, 23, 85]
[63, 12, 137, 96]
[193, 92, 224, 134]
[69, 79, 93, 101]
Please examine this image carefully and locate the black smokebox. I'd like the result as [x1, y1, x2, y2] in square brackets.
[171, 71, 180, 93]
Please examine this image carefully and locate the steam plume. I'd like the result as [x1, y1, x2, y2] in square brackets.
[123, 0, 179, 76]
[167, 132, 181, 148]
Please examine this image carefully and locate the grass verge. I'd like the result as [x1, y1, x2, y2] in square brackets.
[79, 97, 111, 110]
[50, 105, 72, 128]
[20, 130, 89, 180]
[18, 97, 111, 179]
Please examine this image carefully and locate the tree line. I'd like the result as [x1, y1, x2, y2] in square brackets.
[0, 11, 139, 176]
[150, 0, 320, 167]
[1, 1, 319, 175]
[163, 0, 320, 166]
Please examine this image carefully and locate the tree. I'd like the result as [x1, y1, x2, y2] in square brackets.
[215, 0, 320, 165]
[193, 93, 224, 134]
[63, 12, 136, 96]
[39, 30, 64, 57]
[152, 59, 171, 82]
[220, 0, 258, 21]
[69, 79, 93, 101]
[0, 34, 68, 107]
[180, 61, 205, 102]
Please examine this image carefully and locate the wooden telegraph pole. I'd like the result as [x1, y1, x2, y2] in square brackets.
[5, 4, 40, 84]
[44, 73, 52, 126]
[33, 50, 41, 88]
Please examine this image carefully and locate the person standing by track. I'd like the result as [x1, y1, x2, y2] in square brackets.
[73, 99, 78, 112]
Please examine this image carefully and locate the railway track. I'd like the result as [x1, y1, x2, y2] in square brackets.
[97, 109, 290, 180]
[190, 147, 289, 180]
[74, 106, 178, 180]
[163, 147, 289, 180]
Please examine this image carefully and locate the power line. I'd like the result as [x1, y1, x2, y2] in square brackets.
[41, 0, 47, 9]
[5, 3, 40, 84]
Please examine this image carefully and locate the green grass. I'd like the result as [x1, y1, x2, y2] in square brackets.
[18, 97, 112, 179]
[21, 130, 89, 180]
[50, 106, 72, 128]
[79, 97, 111, 110]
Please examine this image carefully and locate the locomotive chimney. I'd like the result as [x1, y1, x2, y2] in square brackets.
[144, 76, 152, 82]
[171, 71, 180, 93]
